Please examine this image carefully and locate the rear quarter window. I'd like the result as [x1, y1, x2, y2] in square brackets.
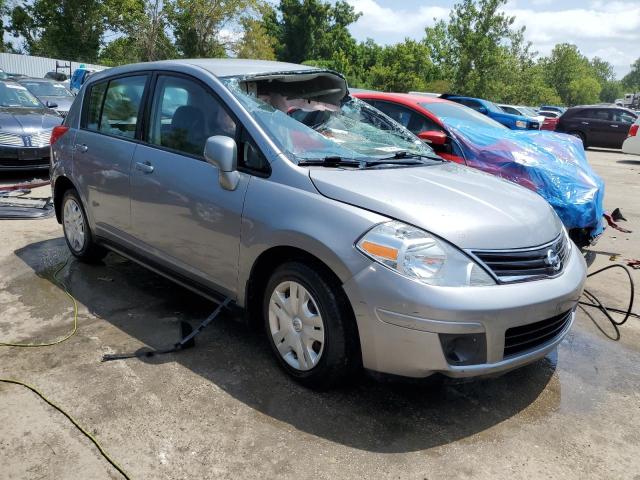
[84, 81, 107, 131]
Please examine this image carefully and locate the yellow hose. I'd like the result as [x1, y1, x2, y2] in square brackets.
[1, 256, 131, 479]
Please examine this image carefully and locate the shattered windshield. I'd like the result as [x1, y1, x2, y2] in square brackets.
[222, 77, 436, 163]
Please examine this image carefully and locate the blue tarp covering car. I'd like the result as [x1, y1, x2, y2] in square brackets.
[445, 119, 605, 242]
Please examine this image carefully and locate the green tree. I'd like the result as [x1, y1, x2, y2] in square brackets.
[622, 58, 640, 91]
[589, 57, 622, 103]
[599, 80, 624, 103]
[264, 0, 361, 64]
[164, 0, 257, 58]
[101, 0, 177, 65]
[540, 43, 594, 105]
[235, 4, 277, 60]
[364, 40, 436, 92]
[424, 0, 534, 99]
[8, 0, 141, 62]
[566, 76, 601, 106]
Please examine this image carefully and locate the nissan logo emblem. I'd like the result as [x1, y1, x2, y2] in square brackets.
[545, 249, 561, 271]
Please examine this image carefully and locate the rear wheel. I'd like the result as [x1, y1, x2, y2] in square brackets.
[61, 189, 107, 262]
[263, 262, 360, 389]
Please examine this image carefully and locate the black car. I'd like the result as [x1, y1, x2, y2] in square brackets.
[556, 105, 637, 149]
[0, 80, 62, 170]
[17, 78, 75, 117]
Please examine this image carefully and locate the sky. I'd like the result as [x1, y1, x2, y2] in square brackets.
[344, 0, 640, 78]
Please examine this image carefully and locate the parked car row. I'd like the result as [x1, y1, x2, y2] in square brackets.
[435, 93, 637, 150]
[49, 59, 587, 389]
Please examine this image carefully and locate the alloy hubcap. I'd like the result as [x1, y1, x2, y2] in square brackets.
[63, 198, 86, 252]
[268, 281, 325, 371]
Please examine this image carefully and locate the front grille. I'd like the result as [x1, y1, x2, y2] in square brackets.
[471, 233, 570, 283]
[29, 129, 53, 148]
[0, 132, 25, 146]
[504, 310, 572, 358]
[528, 122, 540, 130]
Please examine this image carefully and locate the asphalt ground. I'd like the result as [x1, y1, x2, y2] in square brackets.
[1, 147, 639, 479]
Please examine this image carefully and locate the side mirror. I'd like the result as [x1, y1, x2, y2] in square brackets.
[204, 135, 239, 191]
[46, 101, 58, 108]
[477, 106, 488, 115]
[417, 130, 447, 146]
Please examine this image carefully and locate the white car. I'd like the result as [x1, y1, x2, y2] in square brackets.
[538, 110, 560, 119]
[622, 118, 640, 155]
[499, 104, 544, 128]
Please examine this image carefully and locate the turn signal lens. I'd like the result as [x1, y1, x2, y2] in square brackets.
[360, 241, 398, 261]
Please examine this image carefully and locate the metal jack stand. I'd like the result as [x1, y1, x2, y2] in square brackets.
[102, 298, 232, 362]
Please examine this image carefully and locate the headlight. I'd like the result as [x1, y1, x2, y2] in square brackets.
[356, 221, 496, 287]
[515, 120, 527, 129]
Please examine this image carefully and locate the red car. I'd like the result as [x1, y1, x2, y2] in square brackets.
[538, 111, 559, 131]
[352, 91, 493, 164]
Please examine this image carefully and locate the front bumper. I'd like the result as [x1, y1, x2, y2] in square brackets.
[0, 146, 50, 170]
[343, 243, 586, 378]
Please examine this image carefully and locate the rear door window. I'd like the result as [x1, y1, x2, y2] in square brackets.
[583, 109, 610, 120]
[370, 101, 412, 128]
[373, 100, 442, 134]
[612, 110, 636, 123]
[501, 106, 519, 115]
[98, 75, 148, 139]
[457, 99, 482, 111]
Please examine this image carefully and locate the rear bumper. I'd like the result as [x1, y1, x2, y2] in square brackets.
[0, 146, 50, 170]
[343, 244, 586, 378]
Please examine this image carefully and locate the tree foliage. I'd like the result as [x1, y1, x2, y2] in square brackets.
[164, 0, 257, 58]
[2, 0, 635, 107]
[622, 58, 640, 91]
[426, 0, 533, 99]
[264, 0, 360, 64]
[7, 0, 141, 62]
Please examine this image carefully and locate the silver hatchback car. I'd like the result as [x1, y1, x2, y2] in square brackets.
[50, 59, 587, 389]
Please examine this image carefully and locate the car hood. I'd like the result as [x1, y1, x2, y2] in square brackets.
[37, 96, 74, 112]
[0, 107, 62, 135]
[309, 162, 562, 250]
[442, 120, 605, 235]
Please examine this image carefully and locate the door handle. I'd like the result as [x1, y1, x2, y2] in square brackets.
[74, 144, 88, 153]
[135, 161, 154, 173]
[581, 122, 589, 125]
[610, 125, 619, 128]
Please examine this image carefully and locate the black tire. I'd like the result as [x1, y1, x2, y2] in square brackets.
[61, 188, 107, 263]
[262, 261, 361, 390]
[569, 131, 587, 149]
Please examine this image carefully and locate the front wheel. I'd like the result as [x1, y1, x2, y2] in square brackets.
[61, 189, 107, 262]
[263, 262, 360, 389]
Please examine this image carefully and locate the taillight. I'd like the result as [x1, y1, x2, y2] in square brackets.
[50, 125, 70, 145]
[629, 124, 639, 137]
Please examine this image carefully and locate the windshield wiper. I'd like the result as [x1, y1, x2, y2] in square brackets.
[297, 153, 442, 169]
[378, 151, 443, 162]
[297, 156, 365, 168]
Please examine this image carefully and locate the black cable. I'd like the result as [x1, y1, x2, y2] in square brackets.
[578, 263, 637, 340]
